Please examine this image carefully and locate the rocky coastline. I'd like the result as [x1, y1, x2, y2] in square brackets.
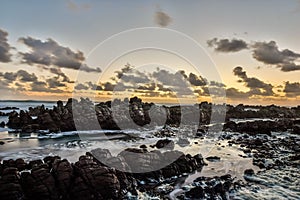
[3, 97, 300, 134]
[0, 98, 299, 199]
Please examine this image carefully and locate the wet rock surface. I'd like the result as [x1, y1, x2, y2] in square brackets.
[0, 149, 207, 200]
[2, 99, 300, 199]
[180, 175, 235, 200]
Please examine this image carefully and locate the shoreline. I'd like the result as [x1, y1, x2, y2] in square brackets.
[0, 97, 299, 199]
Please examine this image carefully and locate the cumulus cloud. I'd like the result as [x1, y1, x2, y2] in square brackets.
[19, 37, 101, 73]
[0, 69, 71, 94]
[226, 87, 250, 99]
[0, 79, 10, 90]
[48, 67, 74, 83]
[152, 69, 190, 89]
[29, 80, 66, 93]
[251, 41, 300, 72]
[283, 81, 300, 97]
[0, 28, 12, 63]
[210, 81, 226, 88]
[137, 83, 156, 91]
[252, 41, 300, 65]
[0, 70, 38, 82]
[207, 37, 300, 72]
[46, 77, 66, 88]
[74, 83, 89, 90]
[207, 38, 248, 53]
[233, 66, 274, 96]
[154, 9, 172, 27]
[188, 73, 207, 86]
[280, 63, 300, 72]
[74, 81, 102, 91]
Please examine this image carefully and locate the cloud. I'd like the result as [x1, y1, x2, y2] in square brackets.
[207, 38, 248, 52]
[207, 37, 300, 72]
[74, 83, 89, 90]
[152, 69, 189, 88]
[137, 83, 156, 91]
[154, 9, 172, 27]
[0, 69, 70, 93]
[233, 66, 274, 96]
[46, 77, 66, 88]
[188, 73, 207, 86]
[0, 70, 38, 82]
[66, 0, 91, 12]
[74, 81, 102, 91]
[251, 41, 300, 66]
[30, 81, 48, 92]
[226, 87, 250, 99]
[210, 81, 226, 88]
[48, 67, 74, 83]
[115, 64, 151, 85]
[0, 28, 12, 63]
[283, 81, 300, 97]
[30, 80, 66, 93]
[19, 37, 101, 73]
[0, 79, 10, 89]
[280, 63, 300, 72]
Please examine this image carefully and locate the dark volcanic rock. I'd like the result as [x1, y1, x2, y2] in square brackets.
[223, 119, 295, 135]
[0, 106, 19, 110]
[7, 111, 21, 129]
[244, 169, 255, 176]
[52, 159, 73, 199]
[292, 124, 300, 134]
[0, 167, 23, 200]
[182, 174, 234, 200]
[0, 121, 5, 127]
[72, 155, 120, 200]
[155, 139, 175, 149]
[206, 156, 221, 162]
[0, 149, 208, 200]
[21, 164, 59, 200]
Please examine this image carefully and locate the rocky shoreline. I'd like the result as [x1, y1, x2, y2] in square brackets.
[0, 147, 233, 200]
[0, 98, 300, 199]
[3, 97, 300, 134]
[1, 128, 298, 199]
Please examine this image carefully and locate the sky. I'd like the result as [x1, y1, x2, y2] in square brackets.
[0, 0, 300, 105]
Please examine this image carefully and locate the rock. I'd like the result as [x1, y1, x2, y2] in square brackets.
[21, 124, 40, 133]
[182, 175, 234, 200]
[0, 106, 19, 110]
[155, 139, 175, 149]
[15, 158, 27, 171]
[21, 164, 59, 200]
[52, 159, 73, 199]
[37, 112, 59, 132]
[0, 167, 23, 200]
[0, 121, 5, 127]
[206, 156, 221, 162]
[7, 111, 21, 129]
[292, 124, 300, 134]
[244, 169, 255, 176]
[119, 148, 162, 173]
[185, 186, 204, 199]
[72, 155, 121, 199]
[28, 159, 43, 168]
[177, 138, 190, 147]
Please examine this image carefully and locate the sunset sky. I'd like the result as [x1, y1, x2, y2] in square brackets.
[0, 0, 300, 105]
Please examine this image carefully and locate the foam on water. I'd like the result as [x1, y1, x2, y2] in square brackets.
[234, 167, 300, 200]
